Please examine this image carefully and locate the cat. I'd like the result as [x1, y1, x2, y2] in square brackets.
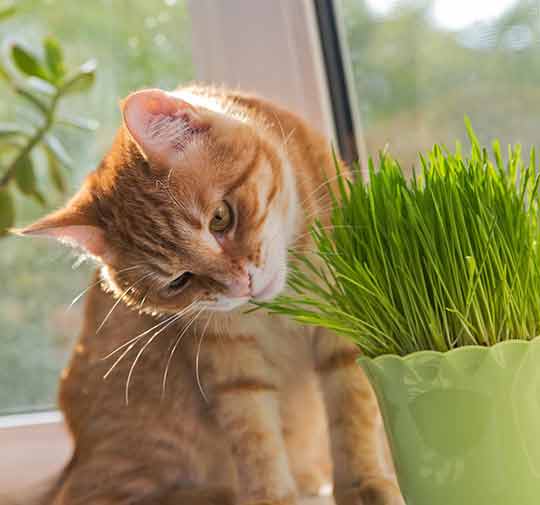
[19, 86, 403, 505]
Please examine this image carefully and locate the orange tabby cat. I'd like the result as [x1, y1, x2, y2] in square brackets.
[20, 86, 403, 505]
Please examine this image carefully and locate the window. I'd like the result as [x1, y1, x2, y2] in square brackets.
[339, 0, 540, 170]
[0, 0, 194, 415]
[1, 0, 338, 493]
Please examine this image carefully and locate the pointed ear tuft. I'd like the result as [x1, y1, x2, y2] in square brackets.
[17, 208, 109, 260]
[122, 88, 209, 165]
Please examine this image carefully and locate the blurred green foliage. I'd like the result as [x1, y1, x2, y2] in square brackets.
[0, 1, 97, 235]
[0, 0, 193, 414]
[341, 0, 540, 168]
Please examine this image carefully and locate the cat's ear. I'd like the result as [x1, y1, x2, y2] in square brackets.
[14, 202, 109, 260]
[121, 88, 208, 166]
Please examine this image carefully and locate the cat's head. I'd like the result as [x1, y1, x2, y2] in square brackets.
[19, 88, 299, 314]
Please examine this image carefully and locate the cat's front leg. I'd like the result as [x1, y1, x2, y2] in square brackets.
[315, 330, 404, 505]
[200, 334, 298, 505]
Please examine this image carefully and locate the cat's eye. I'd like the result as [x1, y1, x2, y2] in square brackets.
[167, 272, 193, 292]
[209, 201, 233, 233]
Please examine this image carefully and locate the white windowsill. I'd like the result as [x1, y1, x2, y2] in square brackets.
[0, 412, 72, 498]
[0, 410, 63, 429]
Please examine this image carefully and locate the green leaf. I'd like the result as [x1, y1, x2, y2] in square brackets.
[14, 88, 49, 114]
[43, 36, 65, 82]
[46, 147, 66, 192]
[0, 187, 14, 235]
[57, 114, 98, 131]
[0, 2, 17, 22]
[32, 188, 46, 206]
[26, 76, 56, 96]
[0, 122, 32, 138]
[13, 155, 41, 204]
[0, 62, 10, 81]
[11, 43, 48, 81]
[61, 59, 96, 95]
[44, 134, 71, 168]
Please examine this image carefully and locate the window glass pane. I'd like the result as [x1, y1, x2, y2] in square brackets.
[340, 0, 540, 169]
[0, 0, 193, 414]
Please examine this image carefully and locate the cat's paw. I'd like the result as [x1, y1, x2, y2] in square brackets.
[335, 478, 404, 505]
[295, 471, 332, 497]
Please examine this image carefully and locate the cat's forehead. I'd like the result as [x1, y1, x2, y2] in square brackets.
[165, 135, 263, 198]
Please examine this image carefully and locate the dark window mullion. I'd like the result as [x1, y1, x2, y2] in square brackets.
[313, 0, 359, 166]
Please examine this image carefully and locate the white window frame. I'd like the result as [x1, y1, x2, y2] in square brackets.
[1, 0, 358, 494]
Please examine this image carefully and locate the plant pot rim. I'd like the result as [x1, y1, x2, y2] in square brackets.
[357, 336, 540, 367]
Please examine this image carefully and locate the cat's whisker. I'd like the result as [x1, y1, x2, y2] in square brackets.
[103, 339, 141, 381]
[96, 272, 154, 334]
[282, 127, 296, 149]
[291, 248, 345, 258]
[139, 289, 150, 308]
[165, 167, 189, 212]
[298, 169, 362, 209]
[102, 312, 180, 362]
[66, 265, 144, 312]
[270, 110, 295, 156]
[299, 187, 344, 223]
[301, 203, 335, 224]
[293, 224, 361, 245]
[124, 309, 189, 405]
[67, 279, 105, 312]
[102, 314, 181, 381]
[195, 311, 213, 404]
[161, 301, 204, 397]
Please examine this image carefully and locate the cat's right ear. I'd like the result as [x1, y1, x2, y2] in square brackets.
[13, 199, 110, 261]
[121, 88, 209, 166]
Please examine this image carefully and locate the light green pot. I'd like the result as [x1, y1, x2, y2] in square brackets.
[359, 339, 540, 505]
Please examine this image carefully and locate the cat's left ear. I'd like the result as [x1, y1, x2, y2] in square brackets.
[14, 198, 110, 261]
[121, 88, 209, 166]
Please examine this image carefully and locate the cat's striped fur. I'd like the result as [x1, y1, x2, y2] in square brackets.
[22, 86, 403, 505]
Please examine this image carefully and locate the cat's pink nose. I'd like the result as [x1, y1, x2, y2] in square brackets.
[225, 273, 251, 297]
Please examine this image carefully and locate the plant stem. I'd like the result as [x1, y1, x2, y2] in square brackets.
[0, 91, 60, 191]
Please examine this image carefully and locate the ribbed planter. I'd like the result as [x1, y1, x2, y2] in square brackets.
[359, 339, 540, 505]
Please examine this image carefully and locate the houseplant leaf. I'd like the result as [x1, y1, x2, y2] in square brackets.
[0, 187, 14, 235]
[0, 1, 16, 21]
[0, 61, 10, 81]
[11, 43, 48, 81]
[61, 59, 96, 95]
[0, 122, 31, 138]
[44, 134, 71, 168]
[25, 76, 56, 96]
[13, 154, 44, 204]
[43, 36, 65, 82]
[45, 146, 66, 193]
[57, 114, 98, 131]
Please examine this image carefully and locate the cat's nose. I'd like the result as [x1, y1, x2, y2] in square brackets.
[225, 272, 251, 297]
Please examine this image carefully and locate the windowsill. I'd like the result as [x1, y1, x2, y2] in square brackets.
[0, 411, 72, 498]
[0, 410, 63, 428]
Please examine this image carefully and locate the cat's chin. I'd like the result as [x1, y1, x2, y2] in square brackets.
[251, 270, 286, 302]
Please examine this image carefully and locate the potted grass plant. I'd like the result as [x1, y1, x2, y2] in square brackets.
[265, 122, 540, 505]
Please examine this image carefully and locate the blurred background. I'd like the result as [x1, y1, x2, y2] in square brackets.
[1, 0, 193, 414]
[1, 0, 540, 414]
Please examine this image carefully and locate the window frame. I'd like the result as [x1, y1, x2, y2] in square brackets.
[313, 0, 364, 168]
